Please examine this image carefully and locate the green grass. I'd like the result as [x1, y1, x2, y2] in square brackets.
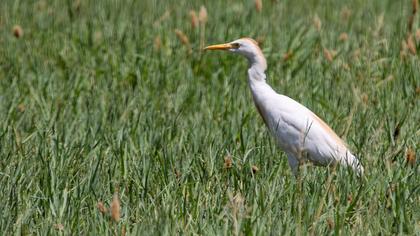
[1, 0, 419, 234]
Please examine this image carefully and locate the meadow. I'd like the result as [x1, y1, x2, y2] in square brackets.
[0, 0, 419, 234]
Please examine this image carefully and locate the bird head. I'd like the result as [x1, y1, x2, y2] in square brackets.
[204, 38, 259, 55]
[204, 38, 267, 71]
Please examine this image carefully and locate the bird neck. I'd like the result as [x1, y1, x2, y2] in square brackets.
[245, 51, 270, 101]
[247, 62, 267, 83]
[247, 63, 270, 102]
[247, 60, 273, 128]
[246, 51, 267, 82]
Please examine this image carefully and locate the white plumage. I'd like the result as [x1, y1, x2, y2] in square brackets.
[205, 38, 364, 176]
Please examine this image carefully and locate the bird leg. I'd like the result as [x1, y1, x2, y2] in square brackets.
[286, 152, 300, 177]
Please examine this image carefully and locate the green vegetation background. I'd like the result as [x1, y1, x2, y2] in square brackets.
[0, 0, 419, 234]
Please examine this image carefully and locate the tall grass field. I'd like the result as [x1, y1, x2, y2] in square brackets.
[1, 0, 419, 234]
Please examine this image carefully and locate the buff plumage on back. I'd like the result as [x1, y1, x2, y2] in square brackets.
[310, 112, 347, 148]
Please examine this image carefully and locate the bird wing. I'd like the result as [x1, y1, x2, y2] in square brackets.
[258, 93, 350, 165]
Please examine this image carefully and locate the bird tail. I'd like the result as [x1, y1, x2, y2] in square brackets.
[341, 151, 364, 176]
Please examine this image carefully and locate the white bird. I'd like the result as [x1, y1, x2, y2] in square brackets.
[204, 38, 364, 176]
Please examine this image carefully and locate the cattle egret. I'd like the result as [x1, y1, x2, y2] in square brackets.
[204, 38, 364, 176]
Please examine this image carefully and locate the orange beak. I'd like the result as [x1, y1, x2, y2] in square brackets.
[204, 43, 234, 51]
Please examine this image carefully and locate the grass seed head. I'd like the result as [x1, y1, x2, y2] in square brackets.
[347, 194, 353, 203]
[189, 10, 198, 29]
[251, 165, 259, 174]
[17, 103, 25, 112]
[198, 6, 208, 25]
[224, 155, 233, 169]
[375, 13, 384, 37]
[353, 49, 361, 59]
[111, 193, 121, 222]
[12, 25, 23, 38]
[313, 15, 322, 31]
[323, 48, 334, 62]
[175, 29, 192, 54]
[416, 86, 420, 95]
[413, 0, 418, 14]
[154, 35, 161, 51]
[400, 40, 408, 59]
[342, 62, 350, 70]
[282, 51, 293, 61]
[97, 201, 107, 214]
[406, 34, 417, 54]
[122, 225, 126, 236]
[174, 29, 190, 45]
[53, 223, 64, 231]
[361, 93, 368, 105]
[339, 32, 348, 41]
[327, 218, 334, 230]
[340, 6, 352, 22]
[416, 29, 420, 42]
[406, 147, 416, 167]
[255, 0, 262, 12]
[232, 193, 244, 207]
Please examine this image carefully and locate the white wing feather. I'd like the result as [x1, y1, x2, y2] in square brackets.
[251, 81, 363, 175]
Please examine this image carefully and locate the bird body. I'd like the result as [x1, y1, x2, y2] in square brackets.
[205, 38, 363, 176]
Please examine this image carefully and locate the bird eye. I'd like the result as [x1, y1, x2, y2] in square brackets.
[231, 43, 240, 49]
